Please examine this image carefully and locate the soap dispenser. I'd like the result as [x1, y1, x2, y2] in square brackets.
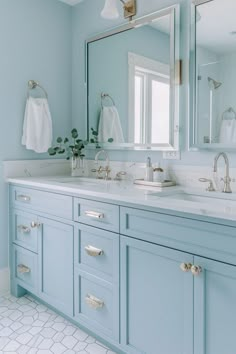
[144, 157, 153, 182]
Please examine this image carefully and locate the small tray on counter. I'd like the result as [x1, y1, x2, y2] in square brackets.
[134, 179, 176, 187]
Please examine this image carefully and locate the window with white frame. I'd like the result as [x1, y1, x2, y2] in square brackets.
[128, 52, 170, 145]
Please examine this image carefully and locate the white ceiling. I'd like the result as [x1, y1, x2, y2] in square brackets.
[58, 0, 83, 6]
[197, 0, 236, 55]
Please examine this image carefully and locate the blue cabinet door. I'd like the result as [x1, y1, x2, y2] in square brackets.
[38, 217, 73, 316]
[121, 236, 194, 354]
[194, 256, 236, 354]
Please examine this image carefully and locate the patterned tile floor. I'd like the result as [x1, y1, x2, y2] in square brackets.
[0, 293, 117, 354]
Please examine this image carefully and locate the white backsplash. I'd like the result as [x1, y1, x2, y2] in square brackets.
[3, 158, 236, 193]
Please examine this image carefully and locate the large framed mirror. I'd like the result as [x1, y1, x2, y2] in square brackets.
[190, 0, 236, 150]
[86, 5, 180, 151]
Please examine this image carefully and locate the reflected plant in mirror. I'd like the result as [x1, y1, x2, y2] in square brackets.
[90, 127, 114, 149]
[86, 6, 180, 151]
[190, 0, 236, 149]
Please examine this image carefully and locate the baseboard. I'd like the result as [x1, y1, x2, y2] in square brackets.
[0, 268, 10, 295]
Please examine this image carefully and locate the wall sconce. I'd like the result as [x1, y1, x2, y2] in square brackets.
[101, 0, 136, 20]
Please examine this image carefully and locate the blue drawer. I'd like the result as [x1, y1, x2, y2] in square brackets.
[74, 198, 119, 233]
[74, 224, 119, 284]
[120, 206, 236, 265]
[11, 209, 39, 253]
[10, 186, 73, 220]
[74, 270, 119, 341]
[13, 245, 38, 294]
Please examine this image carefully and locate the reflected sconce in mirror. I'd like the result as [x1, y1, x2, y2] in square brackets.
[101, 0, 136, 20]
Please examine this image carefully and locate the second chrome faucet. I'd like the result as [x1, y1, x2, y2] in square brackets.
[200, 152, 232, 193]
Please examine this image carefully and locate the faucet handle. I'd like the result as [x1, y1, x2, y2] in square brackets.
[114, 171, 127, 180]
[199, 178, 216, 192]
[91, 166, 104, 179]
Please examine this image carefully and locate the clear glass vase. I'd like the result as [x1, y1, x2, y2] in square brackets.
[71, 156, 84, 176]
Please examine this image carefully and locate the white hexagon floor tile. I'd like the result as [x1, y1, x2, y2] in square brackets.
[0, 293, 117, 354]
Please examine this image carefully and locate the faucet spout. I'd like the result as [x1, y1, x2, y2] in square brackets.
[95, 149, 110, 165]
[213, 152, 232, 193]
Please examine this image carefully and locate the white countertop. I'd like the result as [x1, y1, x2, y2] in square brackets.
[7, 176, 236, 225]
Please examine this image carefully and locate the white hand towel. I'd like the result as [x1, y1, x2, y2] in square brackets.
[219, 119, 236, 144]
[22, 97, 53, 153]
[98, 106, 125, 143]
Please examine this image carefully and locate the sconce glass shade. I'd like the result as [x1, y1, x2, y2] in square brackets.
[101, 0, 119, 19]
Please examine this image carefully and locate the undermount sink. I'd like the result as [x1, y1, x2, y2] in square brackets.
[49, 177, 99, 185]
[161, 192, 220, 203]
[159, 191, 236, 215]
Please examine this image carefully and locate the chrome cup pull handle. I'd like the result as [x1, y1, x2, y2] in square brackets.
[17, 225, 31, 234]
[16, 195, 31, 202]
[85, 294, 104, 309]
[85, 245, 104, 257]
[17, 264, 31, 274]
[84, 211, 104, 219]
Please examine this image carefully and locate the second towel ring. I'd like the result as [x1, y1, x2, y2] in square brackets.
[101, 93, 115, 107]
[28, 80, 48, 99]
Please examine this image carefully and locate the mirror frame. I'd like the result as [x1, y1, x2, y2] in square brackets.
[85, 5, 180, 151]
[189, 0, 236, 151]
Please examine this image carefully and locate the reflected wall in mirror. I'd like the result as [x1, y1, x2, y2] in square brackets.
[190, 0, 236, 149]
[86, 6, 180, 150]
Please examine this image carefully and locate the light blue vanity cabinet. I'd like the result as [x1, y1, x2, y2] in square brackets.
[120, 206, 236, 354]
[10, 186, 74, 317]
[194, 257, 236, 354]
[9, 182, 236, 354]
[38, 217, 73, 316]
[120, 236, 194, 354]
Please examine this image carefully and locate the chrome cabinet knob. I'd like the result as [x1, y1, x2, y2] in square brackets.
[191, 265, 202, 276]
[180, 263, 192, 272]
[30, 221, 41, 228]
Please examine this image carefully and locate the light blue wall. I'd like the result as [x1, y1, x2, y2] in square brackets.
[0, 0, 72, 269]
[72, 0, 236, 166]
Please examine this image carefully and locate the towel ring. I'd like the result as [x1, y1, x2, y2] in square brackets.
[28, 80, 48, 99]
[222, 107, 236, 120]
[101, 93, 115, 107]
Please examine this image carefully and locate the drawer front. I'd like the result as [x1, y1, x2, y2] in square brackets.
[74, 224, 119, 283]
[74, 198, 119, 233]
[120, 207, 236, 265]
[10, 186, 73, 220]
[13, 245, 38, 294]
[74, 270, 119, 341]
[11, 210, 39, 253]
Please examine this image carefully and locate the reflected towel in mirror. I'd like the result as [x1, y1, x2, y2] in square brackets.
[22, 97, 53, 153]
[219, 119, 236, 144]
[98, 105, 125, 143]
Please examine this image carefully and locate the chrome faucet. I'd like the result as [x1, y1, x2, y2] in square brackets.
[93, 150, 111, 180]
[213, 152, 232, 193]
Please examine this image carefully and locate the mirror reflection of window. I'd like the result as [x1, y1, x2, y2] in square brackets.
[130, 52, 170, 145]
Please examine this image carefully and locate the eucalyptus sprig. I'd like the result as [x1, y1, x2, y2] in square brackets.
[48, 128, 88, 160]
[90, 127, 113, 148]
